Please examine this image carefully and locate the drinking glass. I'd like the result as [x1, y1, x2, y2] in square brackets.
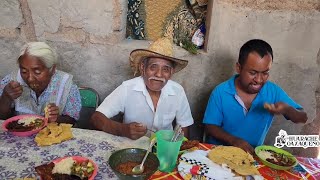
[156, 130, 183, 172]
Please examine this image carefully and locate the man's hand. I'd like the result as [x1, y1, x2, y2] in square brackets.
[264, 102, 289, 115]
[264, 102, 307, 123]
[124, 122, 147, 140]
[230, 137, 255, 154]
[46, 103, 59, 123]
[2, 81, 23, 101]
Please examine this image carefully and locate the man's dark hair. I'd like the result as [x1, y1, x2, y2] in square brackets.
[238, 39, 273, 66]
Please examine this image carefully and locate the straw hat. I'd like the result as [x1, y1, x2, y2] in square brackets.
[130, 37, 188, 76]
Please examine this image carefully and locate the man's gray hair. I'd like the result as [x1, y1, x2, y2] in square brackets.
[18, 42, 58, 68]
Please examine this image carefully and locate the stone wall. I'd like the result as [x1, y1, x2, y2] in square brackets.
[0, 0, 319, 157]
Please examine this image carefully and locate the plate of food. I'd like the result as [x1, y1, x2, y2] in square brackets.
[2, 114, 47, 136]
[179, 140, 200, 152]
[255, 145, 298, 170]
[178, 146, 261, 179]
[150, 135, 198, 153]
[35, 156, 97, 180]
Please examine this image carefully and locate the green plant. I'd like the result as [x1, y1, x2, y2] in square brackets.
[180, 39, 198, 54]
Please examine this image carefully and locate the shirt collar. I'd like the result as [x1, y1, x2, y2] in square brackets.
[133, 76, 176, 96]
[224, 74, 238, 95]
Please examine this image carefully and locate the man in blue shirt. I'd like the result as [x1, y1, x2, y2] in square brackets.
[203, 39, 308, 154]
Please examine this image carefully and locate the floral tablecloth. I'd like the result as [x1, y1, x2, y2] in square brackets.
[0, 121, 149, 180]
[2, 120, 320, 180]
[150, 143, 320, 180]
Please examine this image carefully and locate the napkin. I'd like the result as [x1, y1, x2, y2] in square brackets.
[177, 150, 264, 180]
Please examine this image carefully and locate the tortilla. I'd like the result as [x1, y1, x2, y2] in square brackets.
[47, 123, 63, 138]
[208, 146, 260, 176]
[35, 123, 73, 146]
[264, 103, 272, 110]
[44, 105, 49, 119]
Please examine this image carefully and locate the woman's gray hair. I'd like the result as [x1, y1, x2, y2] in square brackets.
[18, 42, 58, 68]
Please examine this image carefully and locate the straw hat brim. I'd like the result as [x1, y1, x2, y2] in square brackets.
[130, 49, 188, 75]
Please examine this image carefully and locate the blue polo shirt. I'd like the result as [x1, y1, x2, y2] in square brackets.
[203, 75, 302, 147]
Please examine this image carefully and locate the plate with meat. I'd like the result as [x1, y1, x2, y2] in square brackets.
[150, 135, 199, 154]
[255, 145, 298, 170]
[180, 140, 200, 151]
[35, 156, 97, 180]
[2, 114, 47, 136]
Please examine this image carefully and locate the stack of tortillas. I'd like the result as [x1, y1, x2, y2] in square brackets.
[208, 146, 260, 176]
[35, 123, 73, 146]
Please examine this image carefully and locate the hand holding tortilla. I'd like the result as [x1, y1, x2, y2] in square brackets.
[45, 103, 59, 123]
[264, 102, 290, 115]
[263, 103, 273, 110]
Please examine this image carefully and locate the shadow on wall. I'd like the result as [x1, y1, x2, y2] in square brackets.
[188, 51, 236, 141]
[297, 112, 320, 158]
[292, 48, 320, 158]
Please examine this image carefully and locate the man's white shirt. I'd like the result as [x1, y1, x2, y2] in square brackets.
[96, 76, 194, 135]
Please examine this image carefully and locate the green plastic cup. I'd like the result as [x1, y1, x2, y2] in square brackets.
[156, 130, 183, 172]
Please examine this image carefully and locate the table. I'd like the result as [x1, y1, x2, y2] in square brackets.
[150, 143, 320, 180]
[0, 121, 149, 180]
[2, 121, 320, 180]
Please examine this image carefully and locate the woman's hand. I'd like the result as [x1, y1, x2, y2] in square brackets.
[45, 103, 59, 123]
[3, 81, 23, 101]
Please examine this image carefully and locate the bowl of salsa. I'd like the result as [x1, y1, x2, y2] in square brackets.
[108, 148, 159, 180]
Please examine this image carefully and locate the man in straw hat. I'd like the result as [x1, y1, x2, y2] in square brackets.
[91, 38, 194, 139]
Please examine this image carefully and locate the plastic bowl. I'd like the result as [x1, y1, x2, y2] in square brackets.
[2, 114, 47, 137]
[108, 148, 159, 180]
[52, 156, 97, 180]
[255, 145, 298, 170]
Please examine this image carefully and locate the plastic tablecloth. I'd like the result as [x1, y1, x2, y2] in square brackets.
[149, 143, 320, 180]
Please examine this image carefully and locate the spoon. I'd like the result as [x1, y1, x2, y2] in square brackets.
[132, 138, 156, 174]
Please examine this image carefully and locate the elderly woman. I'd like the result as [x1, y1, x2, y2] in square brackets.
[0, 42, 81, 124]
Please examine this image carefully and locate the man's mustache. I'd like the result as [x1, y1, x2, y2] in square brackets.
[148, 77, 166, 83]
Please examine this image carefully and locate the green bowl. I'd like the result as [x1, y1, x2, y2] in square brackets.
[108, 148, 159, 180]
[255, 145, 298, 170]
